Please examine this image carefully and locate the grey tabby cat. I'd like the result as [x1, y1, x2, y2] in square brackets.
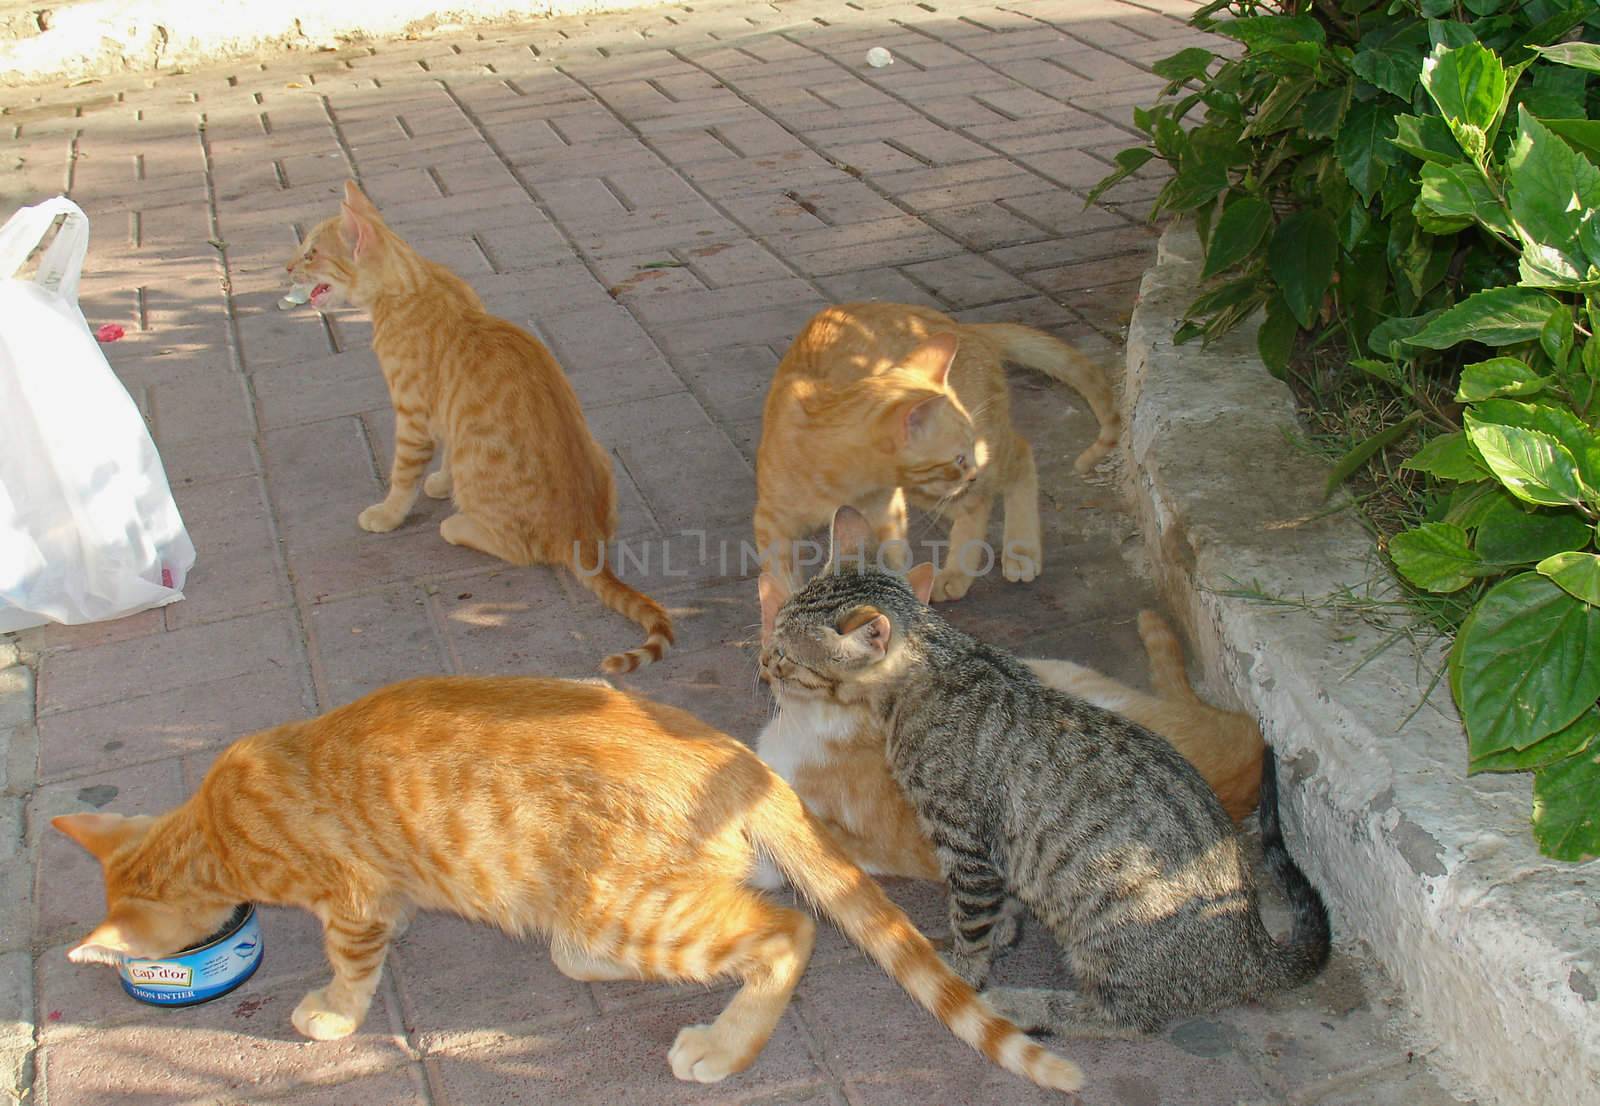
[759, 506, 1331, 1035]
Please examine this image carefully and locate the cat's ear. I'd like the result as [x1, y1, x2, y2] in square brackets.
[901, 333, 958, 389]
[343, 180, 378, 213]
[905, 562, 936, 604]
[839, 608, 892, 658]
[67, 918, 135, 965]
[827, 505, 873, 572]
[339, 201, 380, 261]
[758, 572, 790, 643]
[901, 394, 947, 444]
[52, 813, 151, 862]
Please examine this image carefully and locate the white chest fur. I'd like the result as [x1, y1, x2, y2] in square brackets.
[756, 695, 862, 785]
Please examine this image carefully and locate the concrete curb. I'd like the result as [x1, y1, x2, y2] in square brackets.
[1123, 224, 1598, 1106]
[0, 0, 662, 86]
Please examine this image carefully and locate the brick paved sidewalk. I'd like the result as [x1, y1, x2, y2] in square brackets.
[2, 1, 1476, 1103]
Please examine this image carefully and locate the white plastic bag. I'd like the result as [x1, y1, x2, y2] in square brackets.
[0, 196, 196, 633]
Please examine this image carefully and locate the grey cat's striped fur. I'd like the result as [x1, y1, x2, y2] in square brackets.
[760, 507, 1331, 1035]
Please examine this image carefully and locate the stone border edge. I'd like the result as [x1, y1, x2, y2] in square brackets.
[1122, 223, 1597, 1106]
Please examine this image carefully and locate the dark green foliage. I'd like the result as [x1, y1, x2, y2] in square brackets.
[1098, 1, 1600, 861]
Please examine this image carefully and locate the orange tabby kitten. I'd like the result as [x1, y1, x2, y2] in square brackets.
[286, 182, 671, 673]
[755, 576, 1264, 882]
[753, 302, 1120, 601]
[1025, 612, 1264, 823]
[54, 677, 1082, 1092]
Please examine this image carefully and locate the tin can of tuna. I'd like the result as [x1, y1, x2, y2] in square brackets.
[117, 903, 263, 1007]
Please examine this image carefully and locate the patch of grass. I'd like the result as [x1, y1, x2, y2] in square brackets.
[1277, 337, 1481, 638]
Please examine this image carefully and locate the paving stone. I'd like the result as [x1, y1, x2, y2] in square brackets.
[435, 564, 635, 677]
[0, 667, 33, 729]
[306, 584, 449, 708]
[923, 201, 1054, 251]
[37, 664, 313, 782]
[252, 349, 388, 430]
[627, 277, 820, 326]
[815, 267, 943, 308]
[670, 343, 780, 428]
[817, 140, 924, 175]
[261, 416, 490, 600]
[0, 948, 31, 1046]
[0, 949, 31, 1101]
[156, 432, 263, 491]
[618, 628, 769, 740]
[1312, 1062, 1480, 1106]
[427, 989, 823, 1105]
[235, 1066, 433, 1106]
[9, 607, 168, 657]
[679, 239, 795, 287]
[36, 609, 305, 718]
[1214, 954, 1468, 1106]
[987, 222, 1156, 271]
[780, 179, 906, 226]
[163, 475, 293, 628]
[36, 975, 410, 1106]
[803, 955, 1271, 1105]
[389, 912, 595, 1053]
[899, 253, 1034, 308]
[588, 392, 754, 533]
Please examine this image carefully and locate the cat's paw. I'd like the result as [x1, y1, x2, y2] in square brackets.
[291, 989, 360, 1040]
[1002, 544, 1041, 583]
[932, 570, 975, 602]
[941, 948, 991, 988]
[357, 503, 407, 533]
[991, 909, 1023, 951]
[423, 471, 452, 499]
[668, 1024, 747, 1083]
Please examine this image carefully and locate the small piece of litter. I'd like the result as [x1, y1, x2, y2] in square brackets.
[95, 323, 124, 342]
[279, 283, 314, 310]
[866, 47, 893, 68]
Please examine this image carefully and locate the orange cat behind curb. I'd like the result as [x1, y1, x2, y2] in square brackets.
[286, 182, 670, 673]
[54, 677, 1082, 1092]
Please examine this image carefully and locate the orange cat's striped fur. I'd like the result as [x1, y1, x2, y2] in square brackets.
[755, 583, 1264, 882]
[754, 302, 1120, 601]
[54, 677, 1083, 1092]
[286, 182, 670, 672]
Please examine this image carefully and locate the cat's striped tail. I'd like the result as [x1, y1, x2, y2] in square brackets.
[972, 322, 1120, 473]
[749, 780, 1085, 1093]
[570, 555, 674, 674]
[1257, 746, 1332, 987]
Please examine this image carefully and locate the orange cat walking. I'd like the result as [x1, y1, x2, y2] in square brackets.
[754, 302, 1120, 600]
[286, 182, 670, 672]
[54, 677, 1082, 1092]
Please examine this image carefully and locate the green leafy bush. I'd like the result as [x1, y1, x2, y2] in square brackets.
[1096, 1, 1600, 861]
